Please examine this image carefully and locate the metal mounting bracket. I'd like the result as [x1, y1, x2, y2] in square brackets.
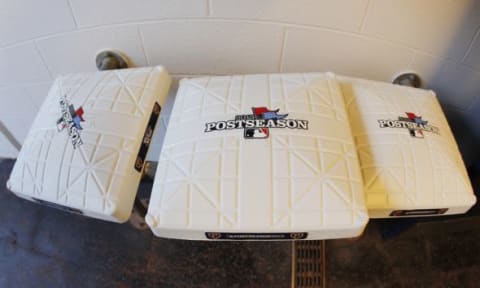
[96, 50, 129, 71]
[392, 72, 421, 88]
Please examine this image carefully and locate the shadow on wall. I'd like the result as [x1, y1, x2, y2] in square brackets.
[422, 0, 480, 167]
[442, 108, 479, 168]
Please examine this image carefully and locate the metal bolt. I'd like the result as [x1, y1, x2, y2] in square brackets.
[392, 72, 421, 88]
[95, 50, 129, 71]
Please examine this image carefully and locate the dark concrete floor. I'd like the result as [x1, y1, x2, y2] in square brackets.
[1, 158, 480, 288]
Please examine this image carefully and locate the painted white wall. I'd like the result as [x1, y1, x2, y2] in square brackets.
[0, 0, 479, 164]
[0, 133, 18, 158]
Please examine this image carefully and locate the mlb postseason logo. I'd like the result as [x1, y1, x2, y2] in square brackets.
[205, 107, 308, 139]
[57, 94, 85, 148]
[378, 112, 439, 138]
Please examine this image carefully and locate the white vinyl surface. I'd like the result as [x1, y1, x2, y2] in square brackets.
[339, 76, 476, 218]
[7, 66, 172, 222]
[147, 73, 369, 240]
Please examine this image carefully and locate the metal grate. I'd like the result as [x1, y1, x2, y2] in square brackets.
[292, 240, 325, 288]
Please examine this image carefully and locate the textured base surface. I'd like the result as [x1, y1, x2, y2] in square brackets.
[2, 159, 480, 287]
[339, 76, 476, 217]
[149, 73, 368, 240]
[7, 67, 171, 222]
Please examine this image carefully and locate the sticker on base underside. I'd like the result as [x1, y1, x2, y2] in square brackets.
[205, 232, 308, 240]
[390, 208, 448, 216]
[135, 102, 161, 172]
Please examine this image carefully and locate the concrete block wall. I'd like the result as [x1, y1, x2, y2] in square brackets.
[1, 0, 479, 164]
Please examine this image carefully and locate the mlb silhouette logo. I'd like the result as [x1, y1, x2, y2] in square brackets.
[243, 107, 288, 139]
[244, 128, 269, 139]
[409, 128, 424, 138]
[406, 112, 425, 138]
[56, 120, 66, 131]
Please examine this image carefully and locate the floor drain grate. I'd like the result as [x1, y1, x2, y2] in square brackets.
[292, 240, 324, 288]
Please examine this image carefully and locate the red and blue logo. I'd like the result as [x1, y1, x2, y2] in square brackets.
[57, 105, 84, 131]
[245, 107, 289, 139]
